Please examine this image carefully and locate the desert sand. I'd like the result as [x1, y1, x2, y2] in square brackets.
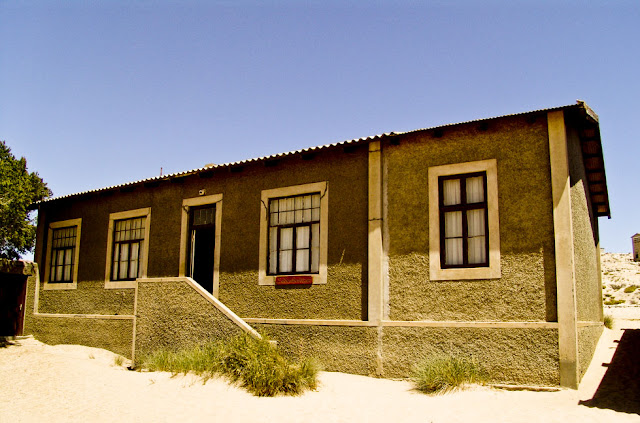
[1, 321, 639, 423]
[1, 252, 639, 422]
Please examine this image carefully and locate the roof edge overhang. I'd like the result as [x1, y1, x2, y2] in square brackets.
[31, 101, 610, 218]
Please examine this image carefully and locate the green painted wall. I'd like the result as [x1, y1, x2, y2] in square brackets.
[385, 115, 557, 322]
[217, 147, 369, 319]
[567, 124, 602, 323]
[382, 326, 560, 384]
[578, 325, 603, 379]
[254, 324, 379, 376]
[28, 316, 133, 358]
[35, 145, 369, 320]
[134, 279, 252, 359]
[37, 281, 134, 315]
[221, 264, 364, 320]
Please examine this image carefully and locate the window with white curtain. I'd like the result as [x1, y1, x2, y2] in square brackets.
[438, 172, 489, 268]
[267, 192, 321, 275]
[49, 226, 78, 283]
[111, 216, 146, 281]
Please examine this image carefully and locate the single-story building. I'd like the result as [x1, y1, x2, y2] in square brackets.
[25, 101, 609, 388]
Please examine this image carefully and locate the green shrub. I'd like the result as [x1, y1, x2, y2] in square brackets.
[624, 285, 637, 293]
[603, 315, 614, 329]
[604, 299, 625, 305]
[411, 354, 486, 395]
[140, 334, 318, 396]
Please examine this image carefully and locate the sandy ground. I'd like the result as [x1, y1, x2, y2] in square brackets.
[2, 320, 640, 423]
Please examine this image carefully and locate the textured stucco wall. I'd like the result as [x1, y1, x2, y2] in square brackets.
[389, 253, 548, 321]
[28, 316, 133, 358]
[134, 279, 248, 358]
[34, 145, 369, 320]
[386, 115, 557, 322]
[567, 125, 602, 323]
[220, 264, 364, 320]
[15, 259, 134, 358]
[382, 326, 560, 384]
[37, 281, 134, 315]
[578, 325, 603, 379]
[217, 147, 369, 320]
[254, 324, 379, 376]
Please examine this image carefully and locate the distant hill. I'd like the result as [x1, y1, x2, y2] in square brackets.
[601, 252, 640, 306]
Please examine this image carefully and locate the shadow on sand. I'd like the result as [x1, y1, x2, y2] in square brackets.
[579, 328, 640, 414]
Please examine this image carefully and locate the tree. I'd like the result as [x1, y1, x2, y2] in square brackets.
[0, 141, 51, 259]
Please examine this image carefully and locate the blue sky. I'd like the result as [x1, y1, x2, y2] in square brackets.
[1, 0, 638, 253]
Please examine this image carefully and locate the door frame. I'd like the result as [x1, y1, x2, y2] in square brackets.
[179, 194, 223, 297]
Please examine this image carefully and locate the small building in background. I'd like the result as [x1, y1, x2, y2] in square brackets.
[632, 234, 640, 261]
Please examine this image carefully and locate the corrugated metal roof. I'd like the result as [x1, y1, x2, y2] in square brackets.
[33, 101, 596, 206]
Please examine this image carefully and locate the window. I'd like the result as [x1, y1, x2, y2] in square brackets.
[259, 182, 328, 285]
[439, 172, 488, 268]
[111, 217, 145, 281]
[44, 218, 82, 290]
[429, 159, 500, 280]
[268, 192, 321, 275]
[105, 208, 150, 288]
[50, 226, 78, 282]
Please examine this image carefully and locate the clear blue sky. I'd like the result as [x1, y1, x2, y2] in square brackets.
[1, 0, 638, 253]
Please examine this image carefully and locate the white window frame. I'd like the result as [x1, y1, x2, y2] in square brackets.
[104, 207, 151, 289]
[259, 181, 328, 285]
[43, 218, 82, 290]
[428, 159, 501, 280]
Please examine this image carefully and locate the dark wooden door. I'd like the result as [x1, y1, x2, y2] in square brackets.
[0, 273, 27, 336]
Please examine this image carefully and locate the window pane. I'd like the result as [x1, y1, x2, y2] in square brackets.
[296, 226, 310, 249]
[63, 264, 71, 281]
[445, 238, 463, 265]
[442, 179, 461, 206]
[119, 244, 129, 279]
[468, 236, 486, 264]
[112, 245, 119, 280]
[279, 250, 292, 273]
[311, 223, 320, 273]
[444, 211, 462, 237]
[466, 176, 484, 203]
[467, 209, 485, 237]
[296, 249, 309, 272]
[280, 227, 293, 250]
[129, 242, 139, 279]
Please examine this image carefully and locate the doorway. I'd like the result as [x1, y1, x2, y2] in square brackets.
[187, 205, 216, 293]
[0, 273, 27, 336]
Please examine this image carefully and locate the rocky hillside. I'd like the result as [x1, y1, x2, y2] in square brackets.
[601, 252, 640, 306]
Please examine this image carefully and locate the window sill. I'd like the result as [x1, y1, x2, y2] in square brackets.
[104, 280, 137, 289]
[429, 265, 500, 281]
[43, 281, 77, 290]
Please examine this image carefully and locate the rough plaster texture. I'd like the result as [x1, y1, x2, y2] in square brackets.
[388, 252, 548, 321]
[134, 280, 247, 358]
[254, 324, 379, 376]
[28, 316, 133, 358]
[382, 327, 560, 385]
[220, 263, 364, 320]
[37, 281, 134, 315]
[578, 325, 603, 379]
[35, 145, 369, 321]
[385, 116, 557, 322]
[567, 126, 602, 322]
